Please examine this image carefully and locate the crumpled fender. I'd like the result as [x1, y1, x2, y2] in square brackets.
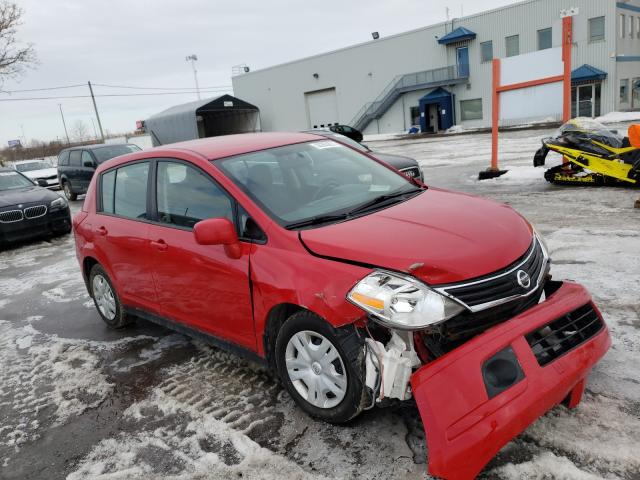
[410, 281, 611, 480]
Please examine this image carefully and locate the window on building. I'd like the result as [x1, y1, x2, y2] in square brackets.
[537, 28, 552, 50]
[480, 40, 493, 62]
[410, 106, 420, 126]
[629, 15, 634, 38]
[460, 99, 483, 121]
[589, 16, 605, 42]
[505, 35, 519, 57]
[633, 78, 640, 109]
[156, 161, 233, 229]
[636, 17, 640, 38]
[620, 14, 626, 38]
[620, 79, 630, 105]
[114, 162, 149, 220]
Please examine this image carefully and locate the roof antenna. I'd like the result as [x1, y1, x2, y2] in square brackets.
[445, 6, 450, 20]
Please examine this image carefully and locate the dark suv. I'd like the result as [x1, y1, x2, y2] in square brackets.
[57, 144, 141, 200]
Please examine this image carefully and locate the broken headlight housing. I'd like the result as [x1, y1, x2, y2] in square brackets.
[347, 270, 465, 330]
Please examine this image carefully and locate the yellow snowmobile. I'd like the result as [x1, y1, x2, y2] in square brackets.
[533, 118, 640, 187]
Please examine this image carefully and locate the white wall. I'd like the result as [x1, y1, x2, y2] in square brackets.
[233, 0, 618, 133]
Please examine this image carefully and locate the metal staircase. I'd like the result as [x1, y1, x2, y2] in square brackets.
[350, 65, 468, 131]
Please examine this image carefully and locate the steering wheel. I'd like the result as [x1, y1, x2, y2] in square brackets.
[312, 180, 340, 201]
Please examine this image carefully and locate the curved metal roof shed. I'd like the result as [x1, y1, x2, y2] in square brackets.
[145, 94, 261, 147]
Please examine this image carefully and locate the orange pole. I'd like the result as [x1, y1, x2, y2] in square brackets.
[491, 58, 500, 171]
[562, 16, 572, 122]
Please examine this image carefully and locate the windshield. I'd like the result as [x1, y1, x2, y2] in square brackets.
[217, 140, 417, 227]
[556, 118, 624, 147]
[318, 132, 370, 153]
[0, 170, 34, 190]
[92, 144, 141, 163]
[15, 161, 52, 172]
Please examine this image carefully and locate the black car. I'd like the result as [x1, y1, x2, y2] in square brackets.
[0, 168, 71, 246]
[328, 124, 363, 142]
[307, 129, 423, 181]
[57, 144, 141, 200]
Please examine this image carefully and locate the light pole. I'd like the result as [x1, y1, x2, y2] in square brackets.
[185, 54, 201, 99]
[58, 104, 70, 146]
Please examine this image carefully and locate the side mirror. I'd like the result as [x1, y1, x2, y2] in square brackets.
[83, 160, 96, 168]
[36, 179, 48, 187]
[193, 218, 242, 259]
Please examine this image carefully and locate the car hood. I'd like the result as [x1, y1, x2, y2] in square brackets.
[299, 188, 533, 285]
[370, 151, 418, 170]
[0, 186, 58, 208]
[21, 168, 57, 179]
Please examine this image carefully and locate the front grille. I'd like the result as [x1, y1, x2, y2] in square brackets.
[23, 205, 47, 219]
[400, 166, 421, 179]
[526, 303, 604, 366]
[437, 237, 547, 311]
[0, 210, 24, 223]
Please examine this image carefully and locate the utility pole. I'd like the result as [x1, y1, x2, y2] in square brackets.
[58, 103, 70, 146]
[185, 54, 201, 99]
[90, 118, 98, 139]
[88, 81, 105, 142]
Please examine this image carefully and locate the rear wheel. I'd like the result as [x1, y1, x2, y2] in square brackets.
[275, 311, 367, 424]
[63, 181, 77, 201]
[89, 264, 133, 328]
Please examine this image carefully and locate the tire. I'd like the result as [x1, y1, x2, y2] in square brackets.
[63, 181, 77, 201]
[275, 311, 367, 424]
[88, 264, 133, 329]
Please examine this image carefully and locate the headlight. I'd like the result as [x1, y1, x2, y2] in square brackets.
[347, 270, 465, 330]
[50, 196, 67, 210]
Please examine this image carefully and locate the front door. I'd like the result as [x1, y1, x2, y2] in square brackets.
[457, 46, 470, 78]
[577, 84, 593, 117]
[428, 104, 439, 133]
[147, 159, 255, 349]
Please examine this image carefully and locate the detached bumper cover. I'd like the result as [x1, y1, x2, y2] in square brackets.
[410, 281, 610, 480]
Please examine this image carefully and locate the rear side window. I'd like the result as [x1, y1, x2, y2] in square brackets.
[156, 161, 233, 229]
[69, 150, 81, 167]
[58, 151, 70, 166]
[99, 162, 149, 219]
[101, 170, 116, 213]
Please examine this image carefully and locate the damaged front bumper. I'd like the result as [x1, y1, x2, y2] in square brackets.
[410, 280, 610, 480]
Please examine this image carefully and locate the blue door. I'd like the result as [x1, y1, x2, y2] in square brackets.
[457, 46, 469, 78]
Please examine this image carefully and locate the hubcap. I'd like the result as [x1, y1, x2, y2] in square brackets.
[285, 330, 347, 409]
[92, 274, 116, 320]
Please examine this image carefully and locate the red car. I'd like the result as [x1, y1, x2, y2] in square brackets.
[73, 132, 610, 480]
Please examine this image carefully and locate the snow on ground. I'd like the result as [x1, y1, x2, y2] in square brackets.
[1, 121, 639, 479]
[596, 111, 640, 124]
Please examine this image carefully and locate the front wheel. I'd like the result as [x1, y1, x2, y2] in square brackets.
[275, 311, 367, 424]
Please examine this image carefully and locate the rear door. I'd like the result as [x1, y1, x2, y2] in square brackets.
[91, 161, 157, 309]
[146, 159, 255, 349]
[68, 150, 83, 192]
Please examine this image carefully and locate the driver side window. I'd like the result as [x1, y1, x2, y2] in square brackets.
[156, 161, 233, 229]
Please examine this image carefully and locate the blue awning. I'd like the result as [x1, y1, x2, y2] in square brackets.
[571, 64, 607, 83]
[419, 87, 452, 102]
[437, 27, 476, 45]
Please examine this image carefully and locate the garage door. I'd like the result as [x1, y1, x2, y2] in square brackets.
[305, 88, 338, 128]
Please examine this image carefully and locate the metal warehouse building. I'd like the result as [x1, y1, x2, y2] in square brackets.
[232, 0, 640, 135]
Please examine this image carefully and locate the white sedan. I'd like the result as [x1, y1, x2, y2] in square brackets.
[13, 159, 60, 189]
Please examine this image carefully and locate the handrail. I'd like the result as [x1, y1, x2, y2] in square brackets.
[350, 65, 467, 130]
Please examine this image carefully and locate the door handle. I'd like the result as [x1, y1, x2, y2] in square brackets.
[150, 239, 168, 251]
[96, 226, 108, 236]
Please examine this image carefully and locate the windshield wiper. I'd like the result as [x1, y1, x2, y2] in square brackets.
[347, 187, 423, 216]
[285, 212, 350, 230]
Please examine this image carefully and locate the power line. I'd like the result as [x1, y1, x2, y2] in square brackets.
[0, 89, 233, 102]
[0, 83, 86, 93]
[92, 82, 231, 91]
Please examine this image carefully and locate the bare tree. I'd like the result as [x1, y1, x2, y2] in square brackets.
[71, 120, 89, 143]
[0, 2, 37, 83]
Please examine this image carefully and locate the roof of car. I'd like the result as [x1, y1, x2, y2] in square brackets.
[61, 143, 132, 152]
[152, 132, 323, 161]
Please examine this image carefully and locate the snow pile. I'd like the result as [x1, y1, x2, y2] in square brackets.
[496, 451, 604, 480]
[445, 125, 465, 134]
[596, 111, 640, 124]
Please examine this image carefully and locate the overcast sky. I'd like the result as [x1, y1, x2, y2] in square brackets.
[0, 0, 520, 146]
